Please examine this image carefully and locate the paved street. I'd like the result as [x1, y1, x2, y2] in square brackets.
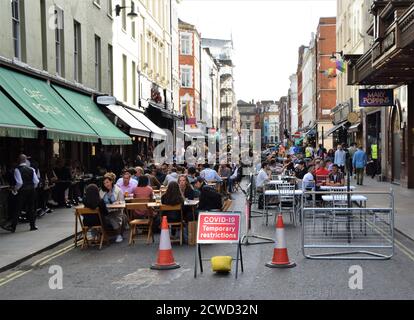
[1, 180, 414, 300]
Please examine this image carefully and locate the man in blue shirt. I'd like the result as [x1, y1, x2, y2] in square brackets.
[353, 146, 367, 185]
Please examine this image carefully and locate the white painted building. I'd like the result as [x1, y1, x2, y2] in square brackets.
[289, 74, 299, 133]
[301, 42, 316, 129]
[201, 48, 219, 130]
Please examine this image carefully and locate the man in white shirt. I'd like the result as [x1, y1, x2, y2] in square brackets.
[11, 154, 40, 232]
[256, 162, 270, 191]
[200, 164, 222, 182]
[302, 166, 315, 191]
[163, 167, 179, 186]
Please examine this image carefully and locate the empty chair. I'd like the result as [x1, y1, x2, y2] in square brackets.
[277, 184, 296, 226]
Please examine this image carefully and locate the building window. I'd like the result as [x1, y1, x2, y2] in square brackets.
[180, 66, 192, 88]
[40, 0, 47, 70]
[74, 21, 82, 83]
[93, 0, 101, 7]
[12, 0, 22, 60]
[131, 1, 136, 39]
[132, 60, 136, 106]
[180, 33, 192, 55]
[108, 44, 113, 95]
[55, 6, 65, 76]
[94, 35, 101, 91]
[122, 54, 127, 102]
[107, 0, 113, 17]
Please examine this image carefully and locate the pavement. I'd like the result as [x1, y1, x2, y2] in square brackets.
[1, 176, 414, 299]
[0, 207, 74, 272]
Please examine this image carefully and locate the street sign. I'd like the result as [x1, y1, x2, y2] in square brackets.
[359, 89, 394, 107]
[96, 95, 117, 105]
[197, 212, 241, 244]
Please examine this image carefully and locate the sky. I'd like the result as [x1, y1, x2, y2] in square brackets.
[178, 0, 337, 102]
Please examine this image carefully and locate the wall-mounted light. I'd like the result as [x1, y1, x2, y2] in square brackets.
[115, 2, 138, 19]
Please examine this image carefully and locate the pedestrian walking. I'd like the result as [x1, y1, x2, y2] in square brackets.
[353, 146, 367, 185]
[10, 154, 39, 233]
[348, 142, 358, 178]
[370, 143, 379, 179]
[334, 144, 346, 174]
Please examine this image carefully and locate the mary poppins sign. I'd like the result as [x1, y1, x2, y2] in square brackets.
[359, 89, 394, 107]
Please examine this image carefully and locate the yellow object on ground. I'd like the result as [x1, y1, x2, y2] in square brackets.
[211, 256, 233, 273]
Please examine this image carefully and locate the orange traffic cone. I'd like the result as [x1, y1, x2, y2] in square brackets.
[151, 216, 180, 270]
[265, 214, 296, 268]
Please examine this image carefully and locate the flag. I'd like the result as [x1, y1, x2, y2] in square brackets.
[336, 59, 347, 73]
[327, 68, 336, 78]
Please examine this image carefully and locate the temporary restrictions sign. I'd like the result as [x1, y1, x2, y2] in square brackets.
[197, 212, 241, 244]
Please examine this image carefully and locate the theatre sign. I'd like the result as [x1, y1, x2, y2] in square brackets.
[359, 89, 394, 107]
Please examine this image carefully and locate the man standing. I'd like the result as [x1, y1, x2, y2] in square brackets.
[353, 146, 367, 186]
[371, 143, 378, 179]
[348, 143, 358, 178]
[334, 144, 346, 173]
[11, 154, 39, 232]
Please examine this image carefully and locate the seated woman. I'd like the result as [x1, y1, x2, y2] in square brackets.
[101, 174, 127, 243]
[132, 175, 154, 219]
[82, 184, 109, 231]
[178, 175, 196, 221]
[160, 181, 184, 223]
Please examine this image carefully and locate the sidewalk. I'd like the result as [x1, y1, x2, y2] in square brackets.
[0, 207, 74, 271]
[351, 175, 414, 240]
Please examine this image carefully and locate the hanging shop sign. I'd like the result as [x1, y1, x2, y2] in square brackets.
[359, 89, 394, 107]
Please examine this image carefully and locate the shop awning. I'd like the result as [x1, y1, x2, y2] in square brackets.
[52, 85, 132, 145]
[0, 67, 99, 142]
[324, 122, 347, 138]
[106, 105, 150, 138]
[126, 108, 167, 141]
[0, 90, 39, 139]
[348, 122, 361, 133]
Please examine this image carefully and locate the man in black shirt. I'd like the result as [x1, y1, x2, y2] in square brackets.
[294, 160, 308, 179]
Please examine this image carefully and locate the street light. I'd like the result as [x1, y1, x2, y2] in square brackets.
[115, 2, 138, 19]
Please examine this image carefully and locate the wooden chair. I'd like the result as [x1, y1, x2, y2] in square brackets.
[126, 203, 154, 245]
[159, 204, 184, 245]
[76, 208, 108, 250]
[222, 199, 233, 212]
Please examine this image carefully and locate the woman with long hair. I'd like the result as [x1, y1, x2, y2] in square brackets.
[132, 175, 154, 218]
[161, 181, 184, 223]
[101, 173, 127, 243]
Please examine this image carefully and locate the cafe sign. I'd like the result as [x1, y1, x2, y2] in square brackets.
[359, 89, 394, 107]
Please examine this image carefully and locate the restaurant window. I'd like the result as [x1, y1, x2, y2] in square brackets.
[55, 6, 65, 76]
[94, 35, 101, 91]
[74, 20, 82, 83]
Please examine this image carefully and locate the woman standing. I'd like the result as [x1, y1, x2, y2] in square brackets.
[101, 174, 127, 243]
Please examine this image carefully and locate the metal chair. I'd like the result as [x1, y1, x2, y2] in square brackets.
[263, 182, 285, 226]
[328, 188, 353, 238]
[276, 184, 296, 226]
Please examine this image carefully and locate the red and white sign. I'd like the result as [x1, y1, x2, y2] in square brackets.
[197, 212, 241, 244]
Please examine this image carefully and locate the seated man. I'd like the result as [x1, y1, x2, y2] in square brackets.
[116, 171, 138, 195]
[200, 164, 222, 183]
[256, 162, 270, 209]
[326, 164, 345, 186]
[194, 177, 222, 214]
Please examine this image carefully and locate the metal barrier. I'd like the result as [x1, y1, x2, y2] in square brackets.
[301, 190, 394, 260]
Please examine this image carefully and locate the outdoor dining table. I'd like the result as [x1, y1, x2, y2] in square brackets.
[320, 185, 356, 191]
[321, 194, 367, 207]
[147, 199, 200, 221]
[74, 202, 127, 246]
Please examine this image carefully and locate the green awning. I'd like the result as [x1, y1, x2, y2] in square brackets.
[52, 85, 132, 145]
[0, 67, 99, 143]
[0, 90, 39, 139]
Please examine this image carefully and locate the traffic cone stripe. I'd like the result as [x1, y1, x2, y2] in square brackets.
[275, 229, 286, 249]
[159, 229, 172, 250]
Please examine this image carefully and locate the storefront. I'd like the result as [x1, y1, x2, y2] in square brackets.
[346, 1, 414, 187]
